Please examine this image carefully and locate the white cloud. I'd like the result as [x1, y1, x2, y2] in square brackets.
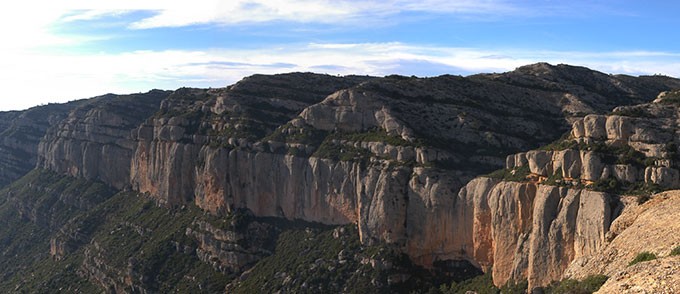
[16, 0, 518, 29]
[126, 0, 524, 29]
[2, 42, 679, 110]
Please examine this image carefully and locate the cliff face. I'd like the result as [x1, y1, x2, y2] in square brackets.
[0, 102, 82, 187]
[2, 64, 680, 292]
[565, 191, 680, 294]
[456, 89, 680, 289]
[125, 65, 680, 282]
[456, 178, 613, 289]
[37, 91, 169, 190]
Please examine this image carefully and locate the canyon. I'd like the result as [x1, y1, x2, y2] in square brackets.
[1, 63, 680, 292]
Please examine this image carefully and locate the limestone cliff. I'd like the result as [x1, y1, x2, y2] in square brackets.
[5, 65, 680, 292]
[38, 91, 169, 189]
[456, 178, 614, 289]
[455, 89, 680, 289]
[0, 102, 82, 187]
[512, 89, 680, 191]
[125, 65, 680, 283]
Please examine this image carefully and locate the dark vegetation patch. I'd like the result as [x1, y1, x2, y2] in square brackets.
[629, 252, 657, 266]
[670, 246, 680, 256]
[611, 107, 651, 118]
[658, 90, 680, 105]
[486, 165, 531, 182]
[540, 274, 609, 294]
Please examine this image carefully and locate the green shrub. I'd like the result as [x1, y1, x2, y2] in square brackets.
[670, 246, 680, 256]
[588, 177, 621, 193]
[486, 165, 530, 182]
[543, 274, 608, 294]
[313, 140, 372, 161]
[629, 252, 657, 266]
[612, 107, 649, 117]
[543, 171, 565, 186]
[439, 271, 499, 294]
[628, 182, 663, 199]
[658, 90, 680, 104]
[636, 194, 651, 205]
[500, 279, 528, 294]
[539, 139, 578, 151]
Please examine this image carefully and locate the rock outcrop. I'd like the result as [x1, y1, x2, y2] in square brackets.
[186, 219, 277, 274]
[507, 90, 680, 190]
[0, 102, 82, 187]
[561, 191, 680, 293]
[2, 65, 679, 291]
[455, 178, 614, 289]
[459, 89, 680, 289]
[37, 91, 169, 190]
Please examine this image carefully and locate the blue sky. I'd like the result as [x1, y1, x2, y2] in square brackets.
[1, 0, 680, 110]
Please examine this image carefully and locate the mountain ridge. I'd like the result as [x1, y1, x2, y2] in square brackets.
[0, 63, 679, 292]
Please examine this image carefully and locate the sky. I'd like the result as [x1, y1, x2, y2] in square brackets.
[1, 0, 680, 110]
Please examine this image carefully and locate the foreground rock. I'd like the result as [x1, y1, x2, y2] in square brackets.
[564, 191, 680, 293]
[596, 256, 680, 294]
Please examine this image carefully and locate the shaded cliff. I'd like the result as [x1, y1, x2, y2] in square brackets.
[38, 90, 170, 190]
[0, 169, 455, 293]
[0, 102, 83, 187]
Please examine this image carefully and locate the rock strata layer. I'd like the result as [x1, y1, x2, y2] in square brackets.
[2, 65, 677, 290]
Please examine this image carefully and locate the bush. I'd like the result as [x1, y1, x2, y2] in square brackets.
[628, 182, 662, 201]
[539, 139, 577, 151]
[439, 271, 499, 294]
[486, 165, 530, 182]
[500, 279, 528, 294]
[543, 171, 565, 186]
[658, 90, 680, 105]
[588, 177, 621, 193]
[636, 194, 651, 205]
[670, 246, 680, 256]
[629, 252, 657, 266]
[543, 275, 608, 294]
[612, 107, 649, 117]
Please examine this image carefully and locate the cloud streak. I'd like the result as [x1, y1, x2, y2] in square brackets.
[41, 0, 521, 29]
[2, 42, 679, 110]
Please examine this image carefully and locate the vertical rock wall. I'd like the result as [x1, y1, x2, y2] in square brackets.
[457, 178, 613, 289]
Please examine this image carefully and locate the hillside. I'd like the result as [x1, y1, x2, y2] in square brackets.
[0, 64, 679, 293]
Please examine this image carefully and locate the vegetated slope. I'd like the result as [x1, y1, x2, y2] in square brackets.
[0, 169, 465, 293]
[0, 170, 115, 293]
[0, 64, 679, 293]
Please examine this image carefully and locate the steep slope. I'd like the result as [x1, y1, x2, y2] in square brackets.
[126, 64, 680, 275]
[454, 89, 680, 290]
[0, 101, 83, 187]
[0, 169, 458, 293]
[564, 191, 680, 293]
[38, 90, 170, 189]
[1, 64, 679, 293]
[0, 170, 115, 293]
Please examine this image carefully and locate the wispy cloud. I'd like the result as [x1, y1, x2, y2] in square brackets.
[41, 0, 521, 29]
[2, 42, 679, 110]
